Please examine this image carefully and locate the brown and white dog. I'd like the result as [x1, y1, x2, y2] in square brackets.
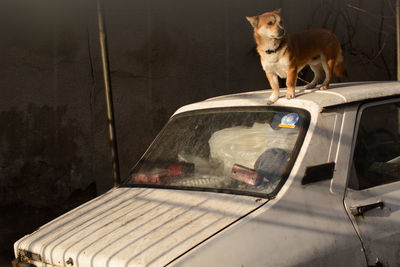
[246, 9, 346, 104]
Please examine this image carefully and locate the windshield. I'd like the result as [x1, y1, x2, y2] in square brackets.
[123, 107, 309, 197]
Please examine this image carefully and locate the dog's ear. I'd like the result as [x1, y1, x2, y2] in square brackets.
[274, 8, 282, 14]
[246, 16, 259, 28]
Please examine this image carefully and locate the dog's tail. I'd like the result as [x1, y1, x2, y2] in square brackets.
[334, 49, 347, 78]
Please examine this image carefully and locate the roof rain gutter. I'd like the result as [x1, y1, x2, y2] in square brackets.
[97, 0, 121, 186]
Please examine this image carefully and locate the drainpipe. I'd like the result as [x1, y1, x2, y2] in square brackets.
[397, 0, 400, 80]
[97, 0, 121, 186]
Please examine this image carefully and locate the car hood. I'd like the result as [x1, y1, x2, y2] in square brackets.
[15, 187, 267, 267]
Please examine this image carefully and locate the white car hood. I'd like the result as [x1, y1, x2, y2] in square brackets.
[15, 187, 266, 267]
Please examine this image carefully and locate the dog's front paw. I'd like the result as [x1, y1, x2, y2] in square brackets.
[267, 94, 279, 105]
[319, 84, 329, 90]
[286, 91, 295, 99]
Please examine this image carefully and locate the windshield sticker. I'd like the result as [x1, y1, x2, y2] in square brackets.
[279, 113, 299, 128]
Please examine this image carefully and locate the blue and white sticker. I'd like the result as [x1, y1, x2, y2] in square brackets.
[279, 113, 299, 128]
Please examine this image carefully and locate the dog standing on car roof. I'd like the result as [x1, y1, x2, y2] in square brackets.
[246, 9, 347, 104]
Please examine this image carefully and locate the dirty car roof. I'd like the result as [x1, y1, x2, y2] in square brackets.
[175, 81, 400, 115]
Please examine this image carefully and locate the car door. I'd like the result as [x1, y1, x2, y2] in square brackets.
[344, 99, 400, 266]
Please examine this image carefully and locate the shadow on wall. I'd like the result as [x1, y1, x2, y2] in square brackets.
[0, 104, 93, 207]
[0, 104, 97, 265]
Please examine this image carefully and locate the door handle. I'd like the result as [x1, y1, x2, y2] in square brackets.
[350, 201, 384, 217]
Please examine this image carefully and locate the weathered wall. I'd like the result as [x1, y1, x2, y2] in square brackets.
[0, 0, 108, 205]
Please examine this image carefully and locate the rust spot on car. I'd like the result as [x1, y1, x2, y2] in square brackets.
[66, 257, 74, 266]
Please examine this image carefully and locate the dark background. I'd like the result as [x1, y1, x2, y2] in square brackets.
[0, 0, 397, 265]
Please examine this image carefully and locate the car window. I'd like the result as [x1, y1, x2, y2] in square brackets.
[123, 108, 309, 197]
[349, 101, 400, 190]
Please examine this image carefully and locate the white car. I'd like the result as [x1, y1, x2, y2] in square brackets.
[13, 81, 400, 267]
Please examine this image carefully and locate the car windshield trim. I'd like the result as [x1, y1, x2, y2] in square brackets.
[122, 107, 310, 198]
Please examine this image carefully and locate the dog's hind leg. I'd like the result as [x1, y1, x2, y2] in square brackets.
[320, 56, 335, 90]
[305, 63, 323, 89]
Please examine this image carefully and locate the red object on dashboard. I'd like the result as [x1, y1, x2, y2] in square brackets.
[131, 162, 195, 184]
[132, 170, 169, 184]
[168, 162, 185, 177]
[231, 164, 261, 186]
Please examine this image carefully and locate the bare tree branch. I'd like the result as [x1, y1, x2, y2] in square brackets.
[347, 3, 396, 31]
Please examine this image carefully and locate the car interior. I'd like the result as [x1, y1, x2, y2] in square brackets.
[349, 101, 400, 190]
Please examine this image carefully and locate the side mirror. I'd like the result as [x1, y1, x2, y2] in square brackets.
[302, 162, 335, 185]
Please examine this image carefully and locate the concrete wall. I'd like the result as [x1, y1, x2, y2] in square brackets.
[0, 0, 105, 207]
[0, 0, 397, 203]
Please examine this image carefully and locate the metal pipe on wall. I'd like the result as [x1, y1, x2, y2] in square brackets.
[397, 0, 400, 80]
[97, 0, 121, 186]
